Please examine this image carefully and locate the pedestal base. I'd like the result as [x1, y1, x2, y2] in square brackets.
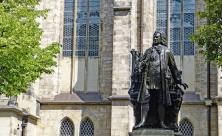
[129, 129, 181, 136]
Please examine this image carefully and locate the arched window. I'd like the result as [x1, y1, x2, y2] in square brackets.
[63, 0, 100, 92]
[80, 117, 94, 136]
[63, 0, 75, 56]
[179, 119, 194, 136]
[60, 117, 74, 136]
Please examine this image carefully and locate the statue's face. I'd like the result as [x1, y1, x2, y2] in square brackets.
[153, 32, 162, 45]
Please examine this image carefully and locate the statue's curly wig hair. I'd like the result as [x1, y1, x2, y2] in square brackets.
[153, 31, 167, 46]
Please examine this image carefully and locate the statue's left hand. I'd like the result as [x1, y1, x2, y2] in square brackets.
[175, 85, 184, 95]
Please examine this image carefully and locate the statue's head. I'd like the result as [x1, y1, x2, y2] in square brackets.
[153, 31, 167, 46]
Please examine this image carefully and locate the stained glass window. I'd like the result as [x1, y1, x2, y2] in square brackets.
[63, 0, 75, 56]
[63, 0, 100, 57]
[179, 119, 194, 136]
[156, 0, 195, 56]
[156, 0, 167, 33]
[183, 0, 195, 55]
[60, 118, 74, 136]
[76, 0, 100, 57]
[170, 0, 182, 55]
[80, 118, 94, 136]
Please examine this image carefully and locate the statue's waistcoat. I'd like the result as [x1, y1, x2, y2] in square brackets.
[145, 47, 161, 90]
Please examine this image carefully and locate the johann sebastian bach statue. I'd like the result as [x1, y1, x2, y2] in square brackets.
[129, 31, 188, 131]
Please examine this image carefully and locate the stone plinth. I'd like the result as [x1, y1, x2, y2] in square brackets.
[129, 129, 175, 136]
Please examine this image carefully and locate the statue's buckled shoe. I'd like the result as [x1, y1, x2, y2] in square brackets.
[169, 123, 179, 132]
[160, 122, 169, 129]
[133, 122, 146, 130]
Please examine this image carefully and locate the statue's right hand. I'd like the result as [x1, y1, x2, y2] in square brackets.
[130, 49, 137, 55]
[179, 82, 188, 90]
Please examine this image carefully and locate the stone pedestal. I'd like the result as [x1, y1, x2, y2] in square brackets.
[129, 129, 177, 136]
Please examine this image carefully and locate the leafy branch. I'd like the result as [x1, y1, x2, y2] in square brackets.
[0, 0, 60, 96]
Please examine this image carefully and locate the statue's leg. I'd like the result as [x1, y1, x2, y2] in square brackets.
[133, 102, 149, 130]
[157, 90, 169, 129]
[158, 103, 169, 129]
[147, 91, 159, 127]
[168, 93, 183, 132]
[171, 98, 182, 131]
[133, 102, 141, 125]
[133, 91, 150, 130]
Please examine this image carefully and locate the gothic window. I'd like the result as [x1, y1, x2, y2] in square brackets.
[80, 118, 94, 136]
[76, 0, 100, 57]
[63, 0, 75, 56]
[62, 0, 100, 92]
[156, 0, 167, 33]
[179, 119, 194, 136]
[183, 0, 195, 56]
[60, 117, 74, 136]
[62, 0, 100, 57]
[156, 0, 195, 56]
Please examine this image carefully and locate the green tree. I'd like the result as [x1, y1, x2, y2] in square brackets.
[0, 0, 60, 96]
[191, 0, 222, 66]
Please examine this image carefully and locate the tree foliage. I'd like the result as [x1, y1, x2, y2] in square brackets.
[191, 0, 222, 66]
[0, 0, 60, 96]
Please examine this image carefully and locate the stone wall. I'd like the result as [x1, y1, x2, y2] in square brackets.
[180, 104, 208, 136]
[37, 104, 111, 136]
[17, 94, 38, 115]
[217, 104, 222, 136]
[180, 104, 217, 136]
[142, 0, 155, 50]
[195, 0, 208, 99]
[0, 113, 15, 136]
[111, 100, 132, 136]
[37, 0, 64, 99]
[112, 0, 131, 96]
[210, 106, 218, 136]
[111, 0, 132, 135]
[0, 111, 38, 136]
[99, 0, 114, 98]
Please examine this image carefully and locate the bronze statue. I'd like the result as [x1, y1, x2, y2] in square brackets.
[129, 31, 188, 131]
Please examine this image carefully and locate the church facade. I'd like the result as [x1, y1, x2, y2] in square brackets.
[0, 0, 221, 136]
